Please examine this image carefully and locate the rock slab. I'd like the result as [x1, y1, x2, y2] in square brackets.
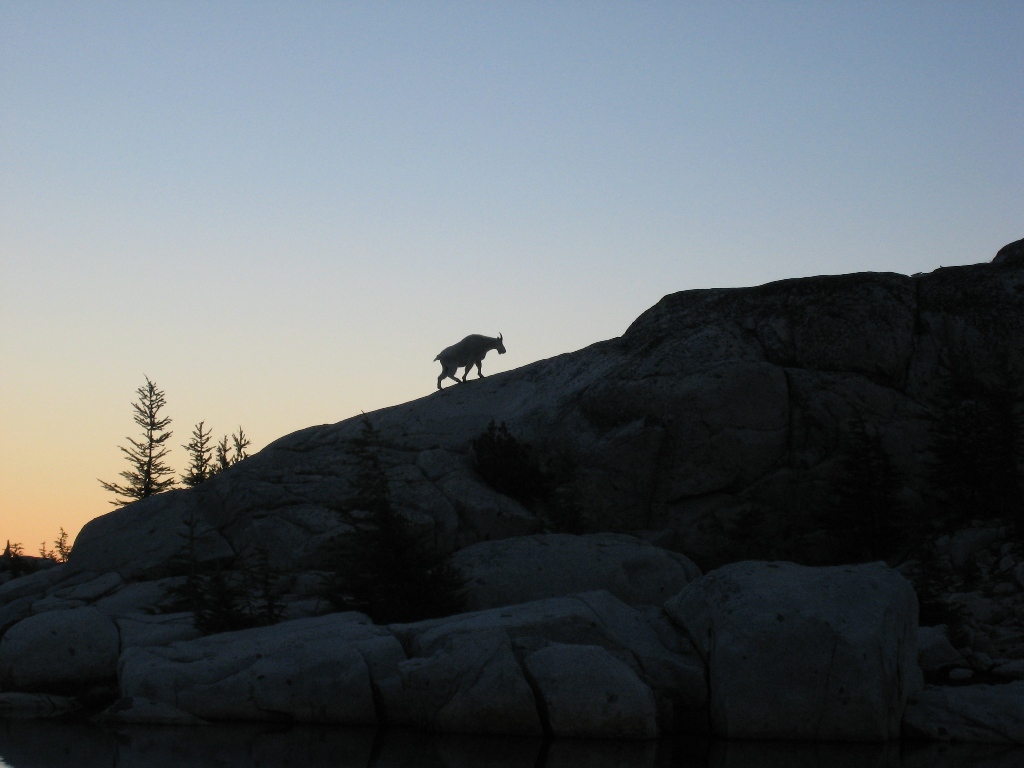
[524, 642, 659, 739]
[452, 533, 700, 610]
[118, 613, 405, 724]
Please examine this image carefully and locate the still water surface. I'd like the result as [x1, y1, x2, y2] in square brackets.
[0, 720, 1021, 768]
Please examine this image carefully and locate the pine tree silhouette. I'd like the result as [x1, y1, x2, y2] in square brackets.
[99, 376, 175, 506]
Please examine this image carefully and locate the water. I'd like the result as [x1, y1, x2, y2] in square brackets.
[0, 720, 1021, 768]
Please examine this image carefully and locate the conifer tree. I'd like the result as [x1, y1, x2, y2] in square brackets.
[215, 434, 231, 472]
[53, 528, 72, 563]
[181, 421, 216, 487]
[99, 376, 176, 506]
[211, 427, 251, 474]
[232, 427, 251, 463]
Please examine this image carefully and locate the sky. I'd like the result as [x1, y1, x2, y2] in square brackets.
[2, 1, 1022, 553]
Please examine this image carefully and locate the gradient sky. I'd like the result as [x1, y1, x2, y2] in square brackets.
[2, 2, 1022, 553]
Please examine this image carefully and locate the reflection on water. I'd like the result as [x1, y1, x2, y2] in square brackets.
[0, 719, 1021, 768]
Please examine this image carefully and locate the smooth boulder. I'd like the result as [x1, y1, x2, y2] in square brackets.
[665, 561, 921, 741]
[0, 606, 119, 692]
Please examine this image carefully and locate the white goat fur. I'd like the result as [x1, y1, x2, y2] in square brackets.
[435, 334, 505, 389]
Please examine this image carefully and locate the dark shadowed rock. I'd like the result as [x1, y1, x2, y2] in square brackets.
[392, 589, 707, 731]
[397, 628, 542, 734]
[452, 533, 700, 610]
[115, 612, 202, 651]
[0, 607, 120, 692]
[119, 613, 404, 724]
[93, 696, 207, 725]
[0, 692, 81, 718]
[0, 566, 70, 606]
[69, 490, 234, 580]
[665, 561, 921, 741]
[903, 682, 1024, 743]
[918, 625, 968, 673]
[524, 642, 659, 738]
[994, 237, 1024, 267]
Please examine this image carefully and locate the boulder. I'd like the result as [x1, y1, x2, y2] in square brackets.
[435, 470, 541, 541]
[918, 625, 968, 672]
[0, 566, 70, 606]
[665, 561, 921, 741]
[903, 682, 1024, 743]
[69, 490, 234, 580]
[0, 596, 35, 636]
[393, 590, 706, 730]
[524, 642, 659, 739]
[452, 533, 700, 610]
[397, 628, 542, 734]
[0, 606, 120, 691]
[45, 571, 124, 603]
[118, 613, 405, 724]
[29, 572, 126, 614]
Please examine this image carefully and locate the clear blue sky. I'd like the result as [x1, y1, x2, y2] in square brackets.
[2, 1, 1022, 549]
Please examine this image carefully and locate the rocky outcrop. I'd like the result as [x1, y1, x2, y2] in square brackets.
[64, 259, 1024, 578]
[994, 237, 1024, 267]
[111, 589, 702, 738]
[1, 256, 1023, 744]
[394, 589, 708, 735]
[665, 561, 921, 741]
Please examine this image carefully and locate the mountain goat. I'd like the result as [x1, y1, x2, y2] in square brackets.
[435, 334, 505, 390]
